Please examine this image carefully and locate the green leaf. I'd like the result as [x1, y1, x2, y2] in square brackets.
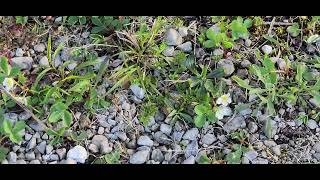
[264, 117, 273, 139]
[307, 34, 320, 44]
[203, 40, 215, 48]
[68, 80, 90, 93]
[3, 119, 13, 135]
[0, 146, 9, 161]
[91, 26, 105, 34]
[225, 148, 242, 164]
[0, 56, 11, 76]
[194, 114, 206, 128]
[204, 80, 215, 93]
[198, 154, 210, 164]
[206, 111, 217, 123]
[48, 111, 63, 123]
[206, 28, 216, 40]
[207, 68, 225, 79]
[79, 16, 87, 25]
[9, 133, 23, 144]
[104, 151, 120, 164]
[9, 65, 20, 77]
[50, 102, 68, 111]
[295, 63, 306, 86]
[195, 104, 207, 115]
[287, 23, 300, 37]
[232, 76, 253, 90]
[12, 121, 25, 133]
[243, 18, 253, 28]
[62, 111, 72, 127]
[91, 16, 104, 26]
[179, 113, 193, 123]
[68, 16, 79, 25]
[31, 68, 52, 91]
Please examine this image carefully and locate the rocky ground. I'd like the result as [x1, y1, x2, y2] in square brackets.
[1, 16, 320, 164]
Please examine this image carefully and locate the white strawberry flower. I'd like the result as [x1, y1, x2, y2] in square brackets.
[216, 93, 232, 106]
[2, 78, 15, 91]
[215, 106, 232, 120]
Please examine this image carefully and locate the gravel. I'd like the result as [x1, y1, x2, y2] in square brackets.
[66, 145, 88, 164]
[36, 141, 46, 154]
[261, 45, 273, 55]
[185, 141, 198, 158]
[130, 84, 145, 100]
[240, 60, 251, 68]
[129, 150, 150, 164]
[26, 138, 37, 151]
[137, 135, 154, 147]
[162, 46, 175, 57]
[25, 151, 36, 160]
[166, 28, 183, 46]
[244, 150, 258, 161]
[15, 48, 24, 57]
[307, 120, 318, 130]
[34, 43, 46, 52]
[91, 135, 112, 154]
[183, 128, 199, 141]
[7, 152, 17, 164]
[151, 149, 164, 162]
[56, 148, 66, 160]
[223, 116, 246, 133]
[182, 155, 195, 164]
[201, 133, 216, 145]
[177, 41, 192, 53]
[178, 27, 188, 37]
[217, 59, 235, 77]
[160, 124, 172, 135]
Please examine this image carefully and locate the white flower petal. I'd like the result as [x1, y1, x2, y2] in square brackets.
[3, 78, 14, 91]
[216, 97, 222, 105]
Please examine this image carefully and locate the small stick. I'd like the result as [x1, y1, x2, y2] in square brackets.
[267, 17, 276, 35]
[264, 22, 294, 26]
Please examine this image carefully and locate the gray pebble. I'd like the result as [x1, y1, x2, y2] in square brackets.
[129, 150, 150, 164]
[7, 152, 17, 164]
[178, 27, 188, 37]
[217, 59, 235, 77]
[130, 84, 145, 100]
[172, 131, 184, 142]
[137, 135, 153, 147]
[26, 138, 37, 151]
[25, 151, 36, 160]
[34, 43, 46, 52]
[29, 160, 41, 164]
[307, 119, 318, 130]
[244, 150, 258, 161]
[24, 133, 32, 141]
[15, 48, 24, 57]
[154, 131, 171, 145]
[182, 155, 195, 164]
[245, 39, 252, 47]
[162, 46, 175, 57]
[16, 160, 27, 164]
[261, 45, 272, 55]
[177, 41, 192, 53]
[66, 145, 88, 164]
[240, 60, 251, 68]
[166, 28, 183, 46]
[115, 131, 127, 141]
[183, 128, 199, 141]
[36, 141, 46, 154]
[213, 48, 224, 56]
[271, 145, 281, 156]
[56, 148, 66, 160]
[46, 144, 53, 154]
[223, 116, 246, 133]
[251, 158, 268, 164]
[39, 56, 50, 67]
[97, 127, 104, 135]
[160, 124, 172, 135]
[248, 122, 258, 133]
[185, 141, 198, 158]
[201, 133, 216, 145]
[151, 149, 164, 162]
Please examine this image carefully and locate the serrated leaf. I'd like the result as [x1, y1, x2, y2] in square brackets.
[79, 16, 87, 25]
[244, 19, 253, 28]
[12, 121, 25, 133]
[68, 80, 90, 93]
[68, 16, 78, 25]
[195, 104, 207, 115]
[179, 113, 193, 123]
[198, 154, 210, 164]
[203, 40, 215, 48]
[206, 111, 217, 123]
[207, 68, 225, 79]
[225, 148, 242, 164]
[50, 102, 68, 111]
[194, 114, 206, 128]
[3, 119, 13, 135]
[204, 80, 215, 93]
[91, 26, 105, 34]
[232, 76, 253, 91]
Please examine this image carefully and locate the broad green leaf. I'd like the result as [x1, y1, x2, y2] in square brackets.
[207, 68, 225, 79]
[79, 16, 87, 25]
[12, 121, 25, 133]
[3, 119, 13, 135]
[91, 26, 105, 34]
[206, 111, 217, 123]
[204, 80, 215, 93]
[225, 148, 242, 164]
[206, 28, 216, 40]
[0, 56, 10, 76]
[48, 111, 63, 123]
[9, 133, 22, 144]
[9, 65, 20, 77]
[68, 16, 78, 25]
[195, 104, 207, 115]
[194, 114, 206, 128]
[198, 154, 210, 164]
[50, 102, 68, 111]
[287, 23, 300, 37]
[244, 18, 253, 28]
[203, 40, 215, 48]
[91, 16, 104, 26]
[62, 111, 72, 127]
